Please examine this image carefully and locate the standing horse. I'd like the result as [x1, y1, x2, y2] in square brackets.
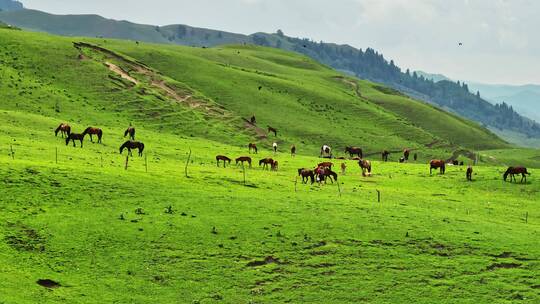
[291, 145, 296, 157]
[298, 168, 315, 184]
[271, 160, 279, 171]
[259, 158, 275, 170]
[430, 160, 446, 175]
[341, 163, 347, 175]
[503, 167, 530, 183]
[403, 149, 410, 161]
[120, 141, 145, 156]
[315, 166, 338, 183]
[345, 146, 363, 158]
[55, 123, 71, 138]
[268, 126, 277, 137]
[320, 145, 332, 158]
[216, 155, 231, 167]
[358, 159, 372, 177]
[248, 143, 258, 154]
[382, 150, 390, 162]
[65, 133, 84, 147]
[273, 142, 278, 153]
[236, 156, 252, 168]
[83, 127, 103, 143]
[466, 166, 473, 181]
[124, 126, 135, 140]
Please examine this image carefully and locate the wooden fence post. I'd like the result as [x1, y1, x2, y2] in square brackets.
[242, 163, 246, 185]
[10, 144, 14, 160]
[376, 189, 381, 203]
[525, 212, 528, 224]
[145, 154, 148, 173]
[184, 149, 192, 178]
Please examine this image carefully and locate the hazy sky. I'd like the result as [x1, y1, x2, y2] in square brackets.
[22, 0, 540, 85]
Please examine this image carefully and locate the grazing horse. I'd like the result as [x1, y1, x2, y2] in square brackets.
[315, 166, 338, 183]
[271, 160, 279, 171]
[320, 145, 332, 158]
[341, 163, 347, 175]
[399, 157, 405, 163]
[273, 142, 278, 153]
[414, 153, 418, 161]
[291, 145, 296, 157]
[268, 126, 277, 137]
[124, 126, 135, 140]
[358, 159, 372, 177]
[248, 143, 258, 154]
[503, 167, 530, 183]
[120, 141, 144, 156]
[83, 127, 103, 143]
[466, 166, 473, 181]
[345, 146, 363, 158]
[55, 123, 71, 138]
[259, 158, 275, 170]
[318, 162, 333, 170]
[216, 155, 231, 167]
[382, 150, 390, 162]
[65, 133, 84, 147]
[403, 149, 410, 161]
[236, 156, 252, 168]
[250, 115, 256, 124]
[298, 168, 315, 184]
[430, 160, 446, 175]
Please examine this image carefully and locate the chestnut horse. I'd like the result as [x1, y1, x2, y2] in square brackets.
[83, 127, 103, 143]
[291, 145, 296, 157]
[216, 155, 231, 167]
[318, 162, 333, 170]
[65, 133, 84, 147]
[466, 166, 473, 181]
[298, 168, 315, 184]
[382, 150, 390, 162]
[345, 146, 363, 158]
[341, 163, 347, 175]
[315, 166, 338, 183]
[268, 126, 277, 137]
[55, 123, 71, 138]
[403, 149, 410, 161]
[124, 126, 135, 140]
[358, 159, 371, 177]
[259, 158, 275, 170]
[430, 160, 446, 175]
[248, 143, 258, 154]
[503, 167, 530, 183]
[271, 160, 279, 171]
[120, 141, 144, 156]
[236, 156, 252, 167]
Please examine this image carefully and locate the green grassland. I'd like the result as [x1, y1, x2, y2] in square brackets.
[0, 29, 539, 303]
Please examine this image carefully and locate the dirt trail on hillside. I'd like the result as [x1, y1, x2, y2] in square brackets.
[105, 62, 138, 85]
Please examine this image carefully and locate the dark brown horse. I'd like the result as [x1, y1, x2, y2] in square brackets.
[248, 143, 258, 154]
[271, 160, 279, 171]
[216, 155, 231, 167]
[318, 162, 333, 170]
[65, 133, 84, 147]
[382, 150, 390, 162]
[250, 115, 256, 124]
[504, 167, 530, 183]
[430, 160, 446, 175]
[298, 168, 315, 184]
[466, 166, 473, 181]
[55, 123, 71, 138]
[83, 127, 103, 143]
[358, 159, 372, 177]
[236, 156, 252, 167]
[259, 158, 275, 170]
[124, 126, 135, 140]
[345, 146, 363, 158]
[268, 126, 277, 137]
[315, 166, 338, 183]
[120, 141, 144, 156]
[403, 149, 410, 161]
[414, 153, 418, 161]
[291, 145, 296, 157]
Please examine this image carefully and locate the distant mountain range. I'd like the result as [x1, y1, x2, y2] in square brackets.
[1, 0, 539, 146]
[0, 0, 22, 11]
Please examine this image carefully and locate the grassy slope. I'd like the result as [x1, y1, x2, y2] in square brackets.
[0, 29, 539, 303]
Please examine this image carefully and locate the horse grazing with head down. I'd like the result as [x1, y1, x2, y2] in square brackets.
[83, 127, 103, 143]
[345, 146, 363, 158]
[259, 158, 275, 170]
[503, 167, 530, 183]
[298, 168, 315, 184]
[382, 150, 390, 162]
[216, 155, 231, 167]
[65, 133, 84, 147]
[124, 126, 135, 140]
[271, 160, 279, 171]
[55, 123, 71, 138]
[236, 156, 252, 168]
[430, 160, 446, 175]
[120, 141, 145, 156]
[315, 166, 338, 184]
[358, 159, 372, 177]
[248, 143, 258, 154]
[268, 126, 277, 137]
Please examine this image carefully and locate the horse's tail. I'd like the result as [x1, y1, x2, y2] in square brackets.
[140, 143, 145, 153]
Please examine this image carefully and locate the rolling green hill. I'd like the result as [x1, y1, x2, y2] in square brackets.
[1, 29, 539, 303]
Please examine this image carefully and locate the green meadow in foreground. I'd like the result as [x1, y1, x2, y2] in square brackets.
[0, 29, 539, 303]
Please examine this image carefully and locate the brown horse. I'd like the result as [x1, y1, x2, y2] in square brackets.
[345, 146, 363, 158]
[259, 158, 275, 170]
[55, 123, 71, 138]
[83, 127, 103, 143]
[358, 159, 372, 177]
[318, 162, 333, 170]
[466, 166, 473, 181]
[236, 156, 252, 167]
[315, 166, 338, 183]
[382, 150, 390, 162]
[216, 155, 231, 167]
[291, 145, 296, 157]
[120, 141, 144, 156]
[430, 160, 446, 175]
[65, 133, 84, 147]
[124, 126, 135, 140]
[504, 167, 530, 183]
[341, 163, 347, 175]
[298, 168, 315, 184]
[268, 126, 277, 137]
[248, 143, 258, 154]
[271, 160, 279, 171]
[403, 149, 410, 161]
